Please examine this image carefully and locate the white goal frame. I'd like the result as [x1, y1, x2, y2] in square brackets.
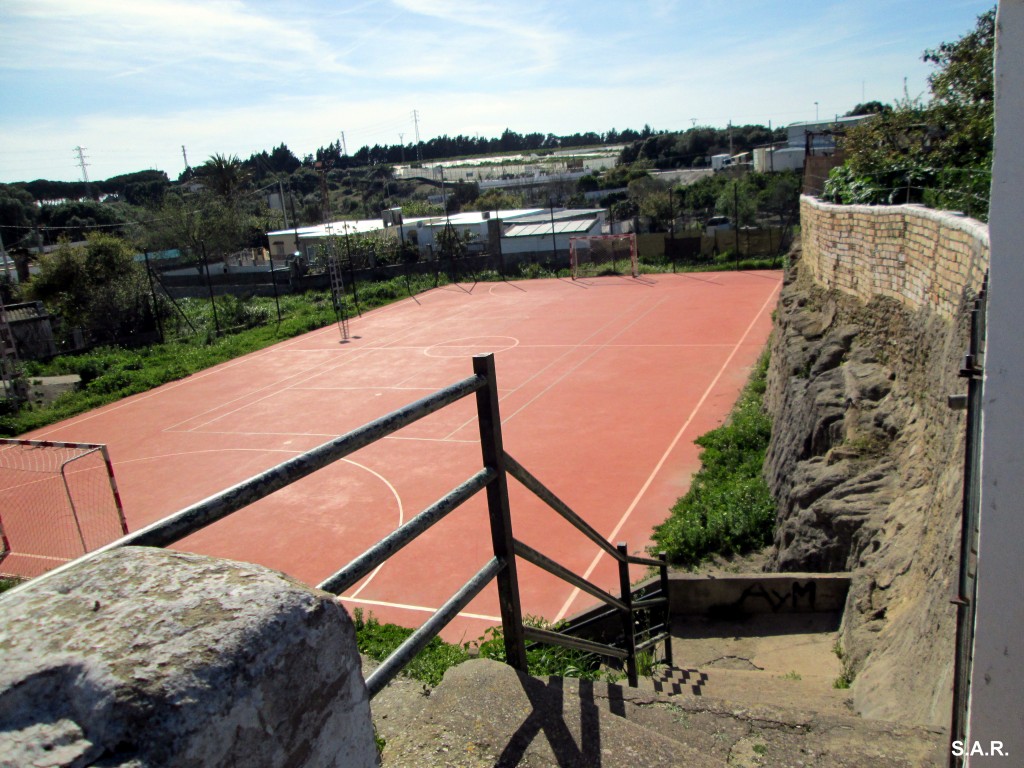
[569, 234, 639, 280]
[0, 439, 128, 578]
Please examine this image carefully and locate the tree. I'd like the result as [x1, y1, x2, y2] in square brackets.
[199, 154, 251, 207]
[845, 101, 892, 117]
[26, 234, 160, 345]
[468, 189, 524, 212]
[0, 184, 40, 247]
[825, 7, 995, 218]
[924, 8, 995, 169]
[42, 200, 128, 243]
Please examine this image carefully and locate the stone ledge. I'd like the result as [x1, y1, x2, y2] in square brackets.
[0, 546, 377, 767]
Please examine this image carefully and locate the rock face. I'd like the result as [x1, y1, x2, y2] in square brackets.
[763, 251, 973, 727]
[0, 547, 377, 767]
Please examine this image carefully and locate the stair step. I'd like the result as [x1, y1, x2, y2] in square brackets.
[371, 658, 947, 767]
[639, 663, 854, 717]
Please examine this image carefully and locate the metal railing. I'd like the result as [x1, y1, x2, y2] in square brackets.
[5, 353, 671, 698]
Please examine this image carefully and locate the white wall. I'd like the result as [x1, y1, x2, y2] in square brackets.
[968, 2, 1024, 764]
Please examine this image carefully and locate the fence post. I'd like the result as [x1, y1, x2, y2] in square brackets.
[617, 542, 638, 687]
[473, 353, 529, 673]
[659, 551, 673, 667]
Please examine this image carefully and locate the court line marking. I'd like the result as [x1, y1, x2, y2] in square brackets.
[440, 292, 663, 440]
[171, 299, 488, 433]
[423, 336, 521, 358]
[30, 326, 348, 438]
[338, 596, 500, 624]
[497, 295, 671, 426]
[342, 458, 405, 600]
[553, 283, 781, 622]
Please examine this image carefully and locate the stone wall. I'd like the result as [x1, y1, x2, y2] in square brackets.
[800, 195, 988, 318]
[763, 199, 988, 727]
[0, 547, 378, 767]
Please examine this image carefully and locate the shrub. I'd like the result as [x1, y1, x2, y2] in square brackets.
[651, 352, 775, 566]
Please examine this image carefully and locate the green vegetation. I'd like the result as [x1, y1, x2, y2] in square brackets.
[476, 619, 613, 682]
[0, 577, 22, 594]
[823, 7, 994, 219]
[650, 352, 775, 567]
[353, 610, 628, 688]
[832, 639, 856, 689]
[353, 610, 470, 687]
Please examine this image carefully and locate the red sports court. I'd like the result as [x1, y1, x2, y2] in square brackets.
[9, 271, 780, 642]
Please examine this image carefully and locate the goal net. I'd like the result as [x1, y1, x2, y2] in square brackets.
[569, 234, 639, 280]
[0, 439, 128, 579]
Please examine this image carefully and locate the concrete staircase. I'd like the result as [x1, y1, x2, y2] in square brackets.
[368, 608, 948, 766]
[370, 657, 947, 767]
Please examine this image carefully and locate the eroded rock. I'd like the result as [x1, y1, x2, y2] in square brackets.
[0, 547, 377, 767]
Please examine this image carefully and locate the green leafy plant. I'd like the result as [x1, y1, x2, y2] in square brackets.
[352, 609, 469, 687]
[832, 639, 856, 689]
[476, 617, 608, 681]
[650, 352, 775, 566]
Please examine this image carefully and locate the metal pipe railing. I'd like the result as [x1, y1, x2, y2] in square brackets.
[319, 468, 495, 595]
[4, 353, 674, 699]
[365, 556, 504, 698]
[4, 372, 487, 596]
[505, 452, 622, 562]
[513, 539, 627, 613]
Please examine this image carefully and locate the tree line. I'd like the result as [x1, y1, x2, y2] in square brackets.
[824, 7, 995, 219]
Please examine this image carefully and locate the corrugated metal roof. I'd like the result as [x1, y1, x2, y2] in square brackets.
[509, 208, 604, 225]
[503, 220, 597, 238]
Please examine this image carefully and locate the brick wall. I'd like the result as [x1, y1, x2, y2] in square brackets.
[800, 196, 989, 317]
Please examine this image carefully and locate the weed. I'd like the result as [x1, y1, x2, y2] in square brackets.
[780, 670, 802, 681]
[352, 609, 470, 687]
[753, 743, 768, 756]
[832, 639, 856, 689]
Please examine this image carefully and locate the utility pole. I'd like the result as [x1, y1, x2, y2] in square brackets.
[278, 180, 289, 229]
[340, 131, 348, 158]
[181, 145, 191, 174]
[73, 146, 93, 199]
[0, 229, 14, 284]
[398, 133, 405, 163]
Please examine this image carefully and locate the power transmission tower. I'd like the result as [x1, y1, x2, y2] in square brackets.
[340, 131, 348, 157]
[413, 110, 423, 163]
[73, 146, 93, 199]
[181, 145, 191, 173]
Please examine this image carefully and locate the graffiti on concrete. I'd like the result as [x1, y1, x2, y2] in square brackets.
[733, 580, 818, 612]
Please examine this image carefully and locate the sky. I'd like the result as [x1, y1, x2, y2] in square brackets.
[0, 0, 996, 184]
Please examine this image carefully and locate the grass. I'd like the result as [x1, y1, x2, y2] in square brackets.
[649, 351, 776, 567]
[353, 609, 470, 687]
[353, 610, 629, 688]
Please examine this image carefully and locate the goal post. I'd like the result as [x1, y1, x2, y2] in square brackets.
[0, 439, 128, 579]
[569, 234, 639, 280]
